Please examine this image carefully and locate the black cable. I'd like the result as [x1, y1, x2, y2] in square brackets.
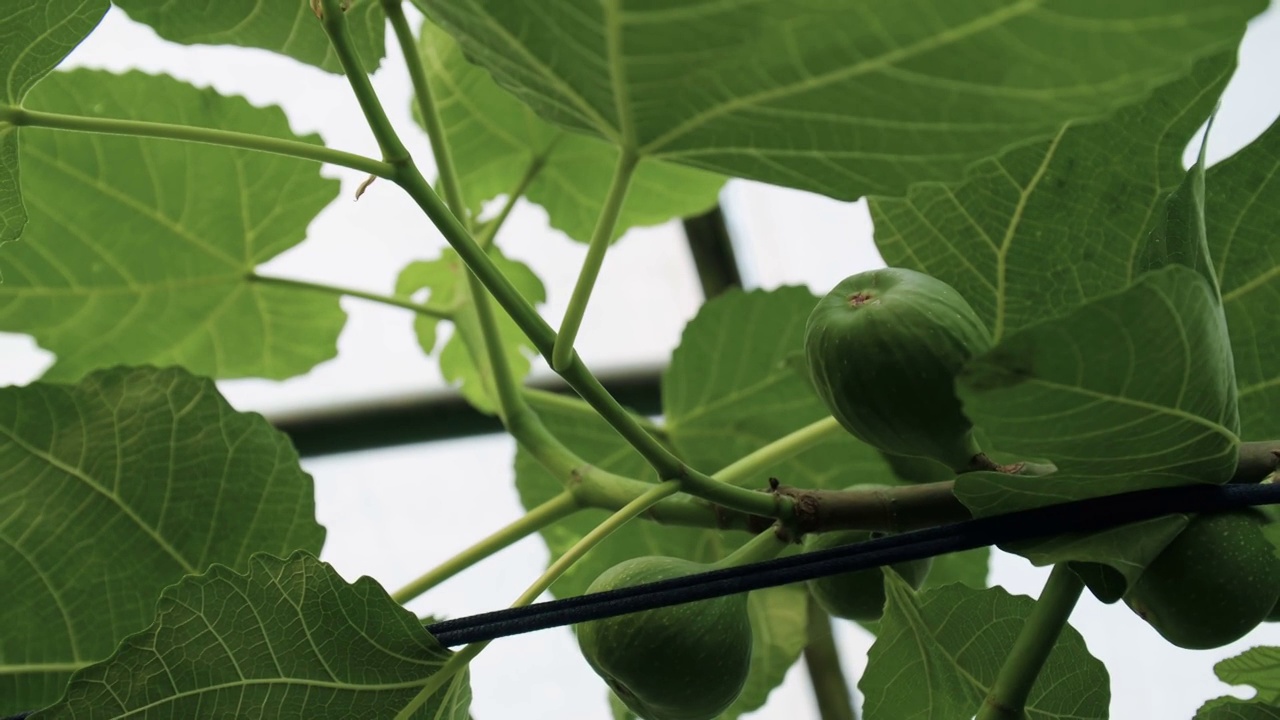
[423, 481, 1280, 647]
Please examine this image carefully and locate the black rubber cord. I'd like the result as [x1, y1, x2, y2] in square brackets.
[423, 481, 1280, 647]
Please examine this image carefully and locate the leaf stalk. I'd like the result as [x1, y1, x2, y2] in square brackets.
[0, 104, 392, 177]
[977, 564, 1085, 720]
[391, 491, 580, 605]
[550, 148, 639, 371]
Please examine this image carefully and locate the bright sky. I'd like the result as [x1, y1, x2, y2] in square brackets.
[4, 4, 1280, 718]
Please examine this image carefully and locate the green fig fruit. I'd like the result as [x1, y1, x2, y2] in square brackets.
[805, 268, 992, 471]
[804, 529, 933, 622]
[576, 556, 753, 720]
[1124, 510, 1280, 649]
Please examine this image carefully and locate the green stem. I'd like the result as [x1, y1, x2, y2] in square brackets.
[522, 387, 667, 438]
[317, 0, 410, 164]
[714, 416, 844, 487]
[712, 525, 791, 568]
[247, 273, 451, 319]
[317, 0, 786, 522]
[803, 594, 858, 720]
[977, 565, 1085, 720]
[550, 149, 639, 371]
[0, 105, 393, 177]
[391, 492, 579, 605]
[475, 150, 551, 250]
[386, 0, 530, 424]
[465, 272, 526, 422]
[395, 481, 682, 720]
[384, 0, 468, 223]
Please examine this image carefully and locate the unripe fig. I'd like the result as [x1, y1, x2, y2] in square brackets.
[1124, 510, 1280, 649]
[804, 529, 932, 622]
[805, 268, 992, 471]
[576, 556, 752, 720]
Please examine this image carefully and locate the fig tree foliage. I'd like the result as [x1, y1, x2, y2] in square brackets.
[2, 0, 1280, 719]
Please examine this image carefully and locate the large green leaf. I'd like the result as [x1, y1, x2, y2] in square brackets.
[953, 266, 1237, 597]
[1215, 647, 1280, 705]
[0, 0, 109, 245]
[1207, 112, 1280, 440]
[1137, 119, 1219, 299]
[415, 0, 1259, 200]
[396, 247, 545, 413]
[0, 366, 325, 711]
[1196, 699, 1280, 720]
[112, 0, 387, 75]
[0, 70, 345, 382]
[870, 52, 1235, 341]
[860, 575, 1108, 719]
[513, 401, 805, 720]
[956, 265, 1239, 512]
[37, 552, 470, 720]
[415, 19, 724, 243]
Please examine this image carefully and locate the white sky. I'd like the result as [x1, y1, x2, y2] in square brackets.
[4, 4, 1280, 718]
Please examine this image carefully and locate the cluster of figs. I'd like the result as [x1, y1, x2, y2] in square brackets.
[575, 268, 1280, 720]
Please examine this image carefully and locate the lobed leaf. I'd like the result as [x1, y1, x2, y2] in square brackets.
[860, 575, 1108, 720]
[0, 366, 325, 711]
[1195, 698, 1280, 720]
[1, 70, 345, 382]
[954, 266, 1237, 596]
[414, 19, 724, 243]
[417, 0, 1261, 200]
[395, 247, 545, 413]
[113, 0, 387, 75]
[1215, 646, 1280, 705]
[1206, 112, 1280, 440]
[957, 265, 1238, 507]
[0, 0, 109, 245]
[35, 552, 470, 720]
[871, 52, 1235, 342]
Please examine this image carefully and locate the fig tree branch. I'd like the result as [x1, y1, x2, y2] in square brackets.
[315, 0, 789, 522]
[383, 0, 617, 480]
[1234, 440, 1280, 483]
[425, 482, 1280, 648]
[315, 1, 410, 165]
[0, 104, 393, 177]
[390, 1, 535, 425]
[384, 0, 467, 224]
[586, 438, 1280, 536]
